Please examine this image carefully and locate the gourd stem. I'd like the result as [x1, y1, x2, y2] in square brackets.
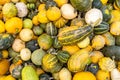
[78, 12, 82, 20]
[8, 57, 14, 61]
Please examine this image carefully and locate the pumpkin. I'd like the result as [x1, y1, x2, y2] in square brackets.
[12, 39, 25, 52]
[19, 28, 34, 42]
[37, 33, 53, 50]
[53, 17, 68, 28]
[53, 37, 62, 49]
[57, 50, 70, 63]
[23, 18, 33, 29]
[92, 0, 103, 9]
[25, 40, 40, 52]
[62, 44, 80, 55]
[0, 33, 14, 50]
[54, 0, 68, 7]
[22, 66, 39, 80]
[70, 0, 92, 12]
[101, 46, 120, 61]
[0, 59, 10, 75]
[61, 4, 77, 19]
[110, 21, 120, 36]
[86, 63, 99, 75]
[42, 53, 62, 73]
[27, 3, 35, 10]
[0, 20, 5, 33]
[85, 8, 103, 27]
[58, 25, 93, 45]
[31, 48, 46, 65]
[92, 35, 105, 50]
[46, 6, 61, 21]
[96, 70, 110, 80]
[2, 3, 17, 19]
[39, 73, 51, 80]
[94, 21, 109, 35]
[37, 10, 49, 23]
[73, 72, 96, 80]
[67, 49, 90, 72]
[59, 68, 72, 80]
[0, 0, 10, 5]
[98, 57, 115, 71]
[45, 22, 57, 36]
[5, 17, 23, 34]
[15, 2, 28, 17]
[90, 51, 104, 63]
[102, 32, 115, 46]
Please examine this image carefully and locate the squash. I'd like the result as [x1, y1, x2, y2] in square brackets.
[53, 17, 68, 28]
[4, 75, 16, 80]
[31, 48, 46, 65]
[114, 0, 120, 10]
[57, 50, 70, 63]
[85, 8, 103, 26]
[58, 25, 93, 45]
[8, 48, 19, 58]
[92, 0, 103, 9]
[0, 59, 10, 75]
[110, 21, 120, 36]
[111, 68, 120, 80]
[45, 22, 57, 36]
[98, 57, 115, 71]
[52, 72, 60, 80]
[90, 51, 104, 63]
[86, 63, 99, 75]
[0, 20, 5, 33]
[53, 37, 62, 49]
[15, 2, 28, 17]
[36, 68, 44, 76]
[25, 40, 40, 52]
[101, 0, 108, 5]
[0, 33, 14, 50]
[27, 0, 36, 3]
[23, 18, 33, 29]
[37, 33, 53, 50]
[59, 68, 72, 80]
[73, 72, 96, 80]
[0, 0, 10, 5]
[2, 3, 17, 19]
[94, 21, 109, 35]
[54, 0, 68, 7]
[42, 53, 62, 73]
[5, 17, 23, 34]
[102, 32, 115, 46]
[20, 48, 31, 61]
[12, 39, 25, 52]
[61, 4, 77, 19]
[11, 0, 19, 3]
[92, 35, 105, 50]
[70, 0, 92, 12]
[96, 70, 110, 80]
[33, 26, 43, 36]
[38, 4, 46, 11]
[46, 6, 61, 21]
[22, 66, 39, 80]
[39, 73, 51, 80]
[32, 15, 39, 26]
[27, 10, 37, 19]
[101, 46, 120, 61]
[45, 0, 57, 10]
[19, 29, 34, 42]
[1, 50, 8, 58]
[100, 5, 111, 22]
[27, 3, 35, 10]
[67, 49, 90, 72]
[115, 35, 120, 46]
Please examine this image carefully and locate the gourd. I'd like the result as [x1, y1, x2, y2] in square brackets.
[111, 68, 120, 80]
[31, 48, 46, 65]
[85, 8, 103, 26]
[15, 2, 28, 17]
[67, 49, 90, 72]
[98, 57, 115, 71]
[61, 4, 77, 19]
[25, 40, 40, 52]
[101, 46, 120, 61]
[42, 53, 62, 73]
[45, 22, 57, 36]
[57, 50, 70, 63]
[53, 37, 62, 49]
[22, 66, 39, 80]
[70, 0, 92, 12]
[23, 18, 33, 29]
[58, 25, 93, 45]
[33, 26, 43, 36]
[0, 33, 14, 50]
[115, 35, 120, 46]
[54, 0, 68, 7]
[59, 68, 72, 80]
[12, 39, 25, 52]
[0, 20, 5, 34]
[39, 73, 51, 80]
[92, 0, 103, 9]
[8, 48, 19, 58]
[94, 21, 109, 35]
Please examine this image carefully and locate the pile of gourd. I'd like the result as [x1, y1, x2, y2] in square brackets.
[1, 0, 120, 80]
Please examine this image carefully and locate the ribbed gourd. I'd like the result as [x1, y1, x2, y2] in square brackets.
[58, 25, 93, 45]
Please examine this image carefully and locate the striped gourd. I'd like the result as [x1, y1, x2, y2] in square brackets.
[94, 21, 109, 35]
[58, 25, 93, 45]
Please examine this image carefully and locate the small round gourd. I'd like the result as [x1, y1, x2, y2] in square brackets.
[20, 48, 31, 61]
[33, 26, 43, 36]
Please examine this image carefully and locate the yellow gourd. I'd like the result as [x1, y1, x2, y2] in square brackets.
[0, 20, 5, 33]
[32, 15, 39, 26]
[54, 0, 68, 7]
[100, 0, 108, 5]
